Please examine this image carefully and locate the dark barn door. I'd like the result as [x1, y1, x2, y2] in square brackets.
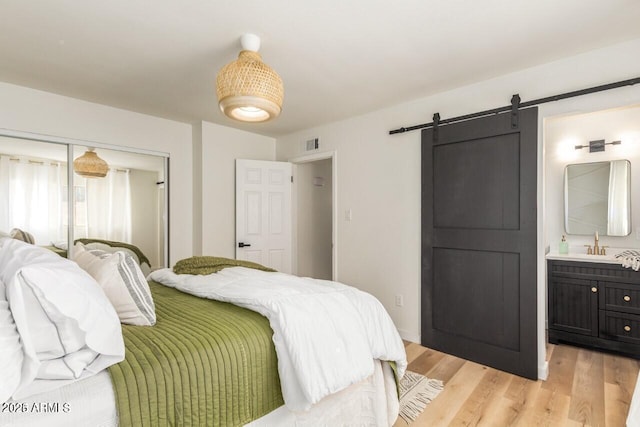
[421, 107, 538, 379]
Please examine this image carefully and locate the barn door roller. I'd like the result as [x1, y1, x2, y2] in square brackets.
[390, 76, 640, 135]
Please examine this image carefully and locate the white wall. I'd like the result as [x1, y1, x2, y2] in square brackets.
[276, 38, 640, 377]
[130, 168, 161, 268]
[199, 121, 275, 258]
[296, 159, 333, 279]
[545, 106, 640, 253]
[0, 81, 193, 264]
[192, 121, 203, 256]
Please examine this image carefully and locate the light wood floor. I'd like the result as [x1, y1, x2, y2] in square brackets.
[394, 341, 640, 427]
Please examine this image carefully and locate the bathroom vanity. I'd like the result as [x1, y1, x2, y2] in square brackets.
[547, 252, 640, 357]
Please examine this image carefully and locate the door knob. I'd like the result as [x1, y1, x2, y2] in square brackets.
[238, 242, 251, 248]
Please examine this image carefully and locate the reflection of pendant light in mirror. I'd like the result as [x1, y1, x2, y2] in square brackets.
[216, 33, 284, 122]
[73, 148, 108, 178]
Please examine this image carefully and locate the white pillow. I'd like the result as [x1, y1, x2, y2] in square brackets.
[74, 244, 156, 326]
[0, 279, 24, 403]
[0, 239, 124, 399]
[51, 240, 68, 250]
[82, 242, 151, 276]
[0, 233, 11, 250]
[17, 277, 69, 359]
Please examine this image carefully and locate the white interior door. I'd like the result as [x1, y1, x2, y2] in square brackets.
[236, 159, 292, 273]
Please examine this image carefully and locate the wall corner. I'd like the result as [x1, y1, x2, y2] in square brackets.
[192, 121, 203, 255]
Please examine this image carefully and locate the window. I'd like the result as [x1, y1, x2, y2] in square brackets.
[1, 155, 132, 244]
[0, 155, 65, 244]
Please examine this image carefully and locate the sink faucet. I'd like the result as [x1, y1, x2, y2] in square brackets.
[584, 231, 609, 255]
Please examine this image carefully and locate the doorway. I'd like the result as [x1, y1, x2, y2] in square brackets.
[291, 151, 337, 280]
[235, 159, 293, 273]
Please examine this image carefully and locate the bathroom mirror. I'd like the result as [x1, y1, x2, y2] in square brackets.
[0, 132, 169, 268]
[564, 159, 631, 236]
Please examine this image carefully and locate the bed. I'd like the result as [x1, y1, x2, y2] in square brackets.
[0, 238, 405, 426]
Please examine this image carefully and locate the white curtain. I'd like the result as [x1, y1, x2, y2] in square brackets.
[607, 160, 630, 236]
[81, 169, 132, 242]
[0, 155, 65, 244]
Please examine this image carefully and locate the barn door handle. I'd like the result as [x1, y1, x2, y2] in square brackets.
[238, 242, 251, 248]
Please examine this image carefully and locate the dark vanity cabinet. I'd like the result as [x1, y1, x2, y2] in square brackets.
[548, 259, 640, 357]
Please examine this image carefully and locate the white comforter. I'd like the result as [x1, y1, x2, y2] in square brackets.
[0, 239, 124, 401]
[149, 267, 407, 412]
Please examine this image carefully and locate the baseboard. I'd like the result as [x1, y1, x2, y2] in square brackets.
[538, 360, 549, 380]
[398, 328, 420, 344]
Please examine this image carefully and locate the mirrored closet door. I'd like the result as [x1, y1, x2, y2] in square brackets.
[0, 131, 169, 269]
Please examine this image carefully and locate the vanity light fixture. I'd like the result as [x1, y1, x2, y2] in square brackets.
[216, 33, 284, 123]
[73, 148, 108, 178]
[574, 139, 621, 153]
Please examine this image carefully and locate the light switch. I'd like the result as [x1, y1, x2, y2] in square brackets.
[345, 209, 352, 221]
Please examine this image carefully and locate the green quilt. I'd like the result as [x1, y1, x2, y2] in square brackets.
[108, 281, 283, 427]
[173, 256, 276, 275]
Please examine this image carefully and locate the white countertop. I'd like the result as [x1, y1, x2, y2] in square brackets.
[545, 245, 637, 264]
[546, 251, 623, 264]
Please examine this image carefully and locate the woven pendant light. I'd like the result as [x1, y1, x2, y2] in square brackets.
[73, 148, 108, 178]
[216, 34, 284, 122]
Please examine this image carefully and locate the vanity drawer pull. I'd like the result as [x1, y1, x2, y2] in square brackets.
[624, 325, 632, 332]
[624, 295, 631, 302]
[591, 287, 598, 293]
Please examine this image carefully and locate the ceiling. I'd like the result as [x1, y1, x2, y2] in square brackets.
[1, 1, 639, 138]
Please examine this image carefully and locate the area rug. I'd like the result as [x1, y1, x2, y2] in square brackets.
[399, 370, 444, 423]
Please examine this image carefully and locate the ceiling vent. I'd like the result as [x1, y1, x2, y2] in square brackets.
[303, 137, 319, 152]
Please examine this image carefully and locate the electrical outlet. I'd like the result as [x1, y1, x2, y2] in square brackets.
[395, 295, 404, 307]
